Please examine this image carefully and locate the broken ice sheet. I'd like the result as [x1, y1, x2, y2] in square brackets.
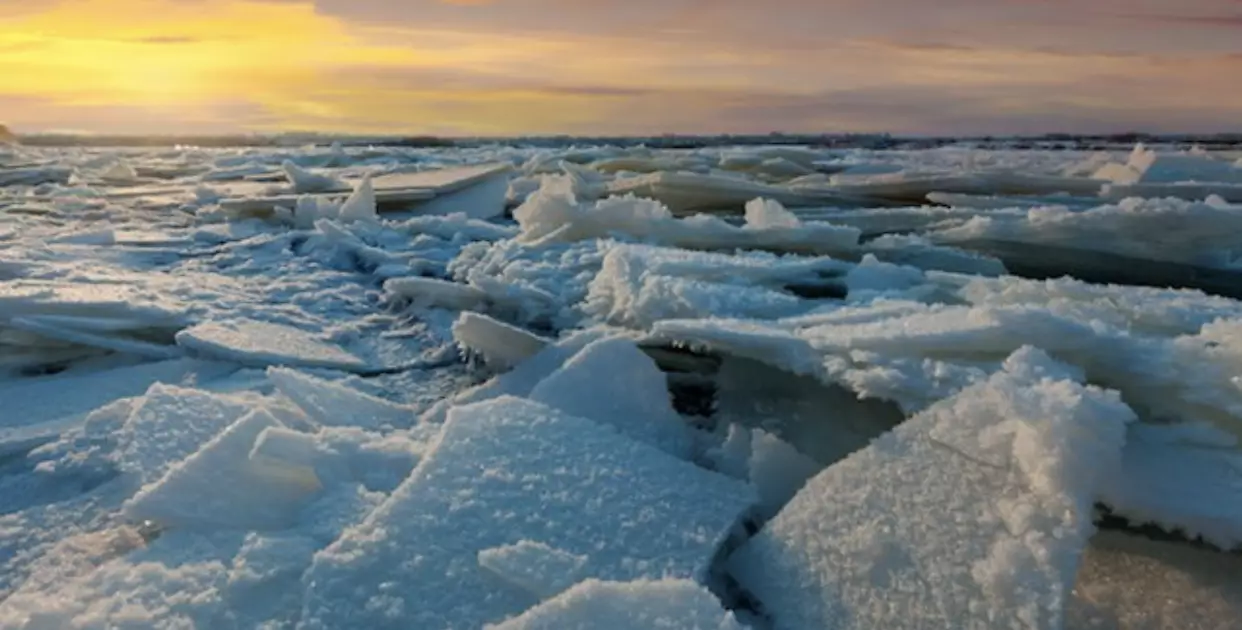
[300, 396, 755, 630]
[729, 347, 1134, 630]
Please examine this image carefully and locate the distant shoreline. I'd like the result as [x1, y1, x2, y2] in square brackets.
[9, 131, 1242, 151]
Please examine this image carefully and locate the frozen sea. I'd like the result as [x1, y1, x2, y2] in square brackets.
[1, 140, 1242, 629]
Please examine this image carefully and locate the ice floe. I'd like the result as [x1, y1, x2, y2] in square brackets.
[3, 141, 1242, 629]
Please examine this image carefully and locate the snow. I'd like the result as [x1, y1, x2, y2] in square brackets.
[729, 348, 1134, 630]
[300, 396, 755, 629]
[527, 337, 694, 457]
[489, 579, 744, 630]
[123, 408, 321, 531]
[3, 142, 1242, 628]
[477, 540, 589, 600]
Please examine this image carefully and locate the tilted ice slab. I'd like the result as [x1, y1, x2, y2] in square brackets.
[7, 315, 182, 360]
[488, 579, 744, 630]
[932, 196, 1242, 269]
[419, 327, 616, 423]
[124, 409, 322, 531]
[729, 348, 1134, 630]
[477, 541, 590, 601]
[527, 337, 694, 458]
[300, 397, 755, 630]
[266, 367, 414, 430]
[176, 320, 370, 373]
[1097, 424, 1242, 550]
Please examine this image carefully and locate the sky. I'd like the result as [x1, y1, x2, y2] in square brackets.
[1, 0, 1240, 136]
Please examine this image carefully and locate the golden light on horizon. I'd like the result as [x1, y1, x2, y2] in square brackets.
[1, 0, 1239, 135]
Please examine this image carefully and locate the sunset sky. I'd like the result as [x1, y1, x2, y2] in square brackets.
[1, 0, 1240, 136]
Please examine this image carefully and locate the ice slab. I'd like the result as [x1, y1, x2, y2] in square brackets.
[384, 276, 488, 311]
[477, 541, 589, 601]
[403, 171, 510, 220]
[0, 166, 72, 187]
[113, 384, 255, 484]
[927, 192, 1101, 211]
[419, 328, 614, 423]
[489, 579, 744, 630]
[933, 197, 1242, 269]
[528, 337, 694, 458]
[1101, 181, 1242, 203]
[0, 282, 187, 326]
[374, 162, 514, 194]
[176, 320, 370, 373]
[452, 312, 551, 371]
[1098, 432, 1242, 550]
[266, 367, 414, 430]
[300, 397, 755, 630]
[607, 171, 850, 215]
[729, 348, 1134, 630]
[124, 409, 321, 530]
[7, 315, 182, 360]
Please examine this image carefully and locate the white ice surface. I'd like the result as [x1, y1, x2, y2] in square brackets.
[266, 367, 415, 430]
[176, 320, 370, 373]
[488, 579, 744, 630]
[528, 337, 694, 457]
[124, 408, 321, 531]
[300, 396, 755, 630]
[477, 540, 589, 601]
[729, 348, 1134, 630]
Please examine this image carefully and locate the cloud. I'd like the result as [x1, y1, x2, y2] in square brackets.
[1, 0, 1240, 134]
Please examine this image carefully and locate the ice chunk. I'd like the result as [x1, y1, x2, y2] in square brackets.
[585, 245, 832, 329]
[8, 315, 182, 360]
[282, 160, 347, 194]
[124, 409, 321, 530]
[478, 541, 589, 600]
[713, 356, 902, 469]
[0, 166, 72, 187]
[0, 282, 187, 326]
[409, 171, 509, 220]
[384, 276, 488, 311]
[1098, 430, 1242, 550]
[300, 397, 755, 630]
[397, 212, 518, 242]
[488, 579, 744, 630]
[176, 320, 369, 373]
[266, 367, 414, 430]
[337, 176, 378, 223]
[529, 337, 694, 458]
[419, 328, 614, 423]
[113, 384, 254, 484]
[452, 311, 550, 370]
[606, 170, 843, 214]
[933, 197, 1242, 269]
[748, 429, 823, 521]
[744, 197, 801, 229]
[729, 348, 1134, 630]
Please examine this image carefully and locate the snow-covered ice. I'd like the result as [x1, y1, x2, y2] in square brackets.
[729, 348, 1134, 630]
[2, 141, 1242, 629]
[299, 396, 754, 629]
